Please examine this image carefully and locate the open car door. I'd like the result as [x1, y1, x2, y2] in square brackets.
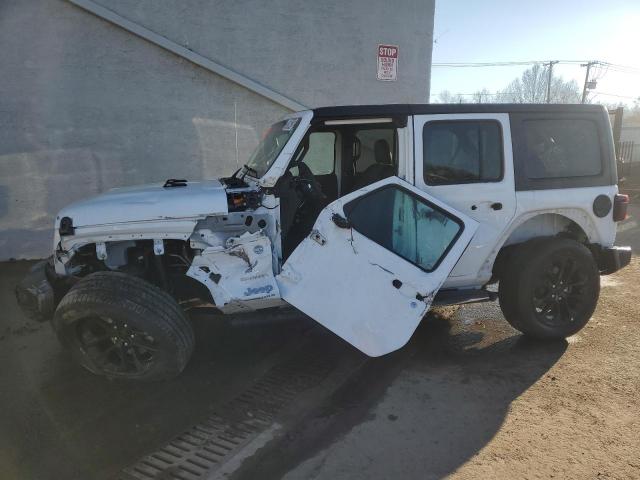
[276, 177, 478, 357]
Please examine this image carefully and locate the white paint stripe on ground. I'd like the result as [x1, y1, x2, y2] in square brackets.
[207, 423, 282, 480]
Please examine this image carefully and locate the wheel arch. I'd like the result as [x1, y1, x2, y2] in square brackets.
[487, 209, 599, 282]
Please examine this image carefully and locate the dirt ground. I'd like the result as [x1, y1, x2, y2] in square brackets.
[233, 204, 640, 480]
[229, 260, 640, 480]
[0, 204, 638, 480]
[451, 261, 640, 480]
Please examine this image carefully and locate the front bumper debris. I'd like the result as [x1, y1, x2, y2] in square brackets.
[597, 246, 632, 275]
[15, 259, 56, 322]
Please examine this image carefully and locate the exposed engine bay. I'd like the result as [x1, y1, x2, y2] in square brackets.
[51, 169, 326, 314]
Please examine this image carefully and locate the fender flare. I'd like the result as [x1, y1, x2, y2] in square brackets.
[480, 207, 599, 278]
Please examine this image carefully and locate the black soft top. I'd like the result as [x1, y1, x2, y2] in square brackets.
[312, 103, 607, 120]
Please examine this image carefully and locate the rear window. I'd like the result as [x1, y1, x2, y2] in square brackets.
[522, 119, 602, 179]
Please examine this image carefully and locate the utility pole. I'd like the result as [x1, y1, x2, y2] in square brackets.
[581, 61, 598, 103]
[545, 60, 558, 103]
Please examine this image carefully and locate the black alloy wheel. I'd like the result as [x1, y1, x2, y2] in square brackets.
[499, 238, 600, 338]
[53, 271, 194, 381]
[76, 315, 159, 376]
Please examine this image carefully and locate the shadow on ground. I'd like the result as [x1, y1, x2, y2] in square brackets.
[5, 238, 602, 480]
[1, 260, 568, 480]
[231, 201, 637, 480]
[0, 261, 312, 480]
[233, 306, 567, 480]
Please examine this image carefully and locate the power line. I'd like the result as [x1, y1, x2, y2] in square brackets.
[599, 62, 640, 73]
[593, 92, 640, 100]
[433, 61, 544, 67]
[429, 92, 518, 97]
[431, 59, 639, 103]
[433, 60, 585, 67]
[432, 60, 640, 73]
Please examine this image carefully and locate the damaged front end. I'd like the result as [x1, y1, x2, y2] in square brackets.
[15, 175, 287, 321]
[187, 230, 283, 314]
[15, 258, 67, 321]
[15, 112, 309, 322]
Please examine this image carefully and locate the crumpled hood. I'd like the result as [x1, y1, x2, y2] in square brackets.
[57, 180, 229, 227]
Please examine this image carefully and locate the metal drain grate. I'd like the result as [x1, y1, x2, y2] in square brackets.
[120, 339, 339, 480]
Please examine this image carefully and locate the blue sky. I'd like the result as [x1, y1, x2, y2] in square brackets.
[431, 0, 640, 104]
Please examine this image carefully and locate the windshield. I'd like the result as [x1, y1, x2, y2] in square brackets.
[244, 117, 301, 178]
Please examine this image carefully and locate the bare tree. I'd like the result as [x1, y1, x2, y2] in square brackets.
[472, 88, 491, 103]
[435, 90, 465, 103]
[496, 64, 581, 103]
[431, 65, 581, 104]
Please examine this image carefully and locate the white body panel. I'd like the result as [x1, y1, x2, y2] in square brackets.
[187, 231, 283, 314]
[57, 180, 228, 227]
[439, 185, 618, 288]
[413, 113, 517, 288]
[276, 177, 478, 357]
[48, 108, 622, 344]
[510, 186, 618, 248]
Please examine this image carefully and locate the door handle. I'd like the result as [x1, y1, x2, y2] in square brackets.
[491, 202, 503, 211]
[331, 213, 351, 229]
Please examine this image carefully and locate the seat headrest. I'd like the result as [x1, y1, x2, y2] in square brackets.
[374, 139, 392, 165]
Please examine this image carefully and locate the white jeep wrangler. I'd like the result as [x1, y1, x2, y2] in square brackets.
[16, 104, 632, 380]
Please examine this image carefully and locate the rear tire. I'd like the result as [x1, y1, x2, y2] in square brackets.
[53, 272, 194, 381]
[498, 238, 600, 338]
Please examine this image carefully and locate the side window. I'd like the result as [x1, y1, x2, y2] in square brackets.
[343, 185, 463, 272]
[423, 121, 503, 185]
[522, 119, 602, 178]
[354, 129, 396, 173]
[303, 132, 336, 175]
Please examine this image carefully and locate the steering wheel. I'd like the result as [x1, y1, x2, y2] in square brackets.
[293, 162, 327, 206]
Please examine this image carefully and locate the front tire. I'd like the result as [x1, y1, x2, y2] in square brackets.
[499, 238, 600, 338]
[53, 272, 195, 381]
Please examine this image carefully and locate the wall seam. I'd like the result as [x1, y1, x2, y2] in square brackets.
[67, 0, 308, 111]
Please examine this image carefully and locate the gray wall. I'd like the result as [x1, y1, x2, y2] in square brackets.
[0, 0, 435, 260]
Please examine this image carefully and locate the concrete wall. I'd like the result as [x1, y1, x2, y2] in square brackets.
[0, 0, 435, 260]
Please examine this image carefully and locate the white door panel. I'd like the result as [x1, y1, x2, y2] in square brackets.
[276, 177, 478, 357]
[413, 114, 516, 285]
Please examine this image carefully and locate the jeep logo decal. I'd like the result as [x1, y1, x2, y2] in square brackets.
[244, 285, 274, 296]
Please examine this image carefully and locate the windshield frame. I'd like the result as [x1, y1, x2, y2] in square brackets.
[243, 110, 313, 187]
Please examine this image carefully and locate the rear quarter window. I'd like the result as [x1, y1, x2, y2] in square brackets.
[510, 110, 615, 191]
[523, 119, 602, 179]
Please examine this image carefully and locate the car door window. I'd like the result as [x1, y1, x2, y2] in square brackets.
[291, 131, 335, 176]
[423, 121, 503, 185]
[343, 185, 463, 272]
